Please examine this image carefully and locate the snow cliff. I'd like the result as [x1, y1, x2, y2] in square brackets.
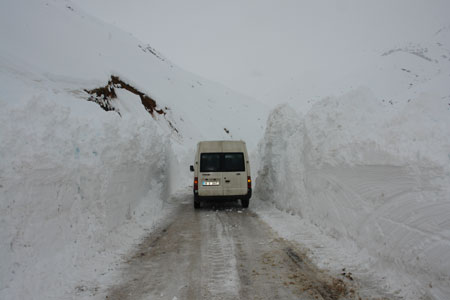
[256, 86, 450, 299]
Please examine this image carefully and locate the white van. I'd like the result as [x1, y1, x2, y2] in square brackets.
[190, 140, 252, 208]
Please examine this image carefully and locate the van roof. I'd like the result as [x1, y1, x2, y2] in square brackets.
[197, 140, 247, 153]
[198, 140, 245, 145]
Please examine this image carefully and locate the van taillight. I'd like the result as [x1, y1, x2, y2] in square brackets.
[247, 176, 251, 189]
[194, 177, 198, 191]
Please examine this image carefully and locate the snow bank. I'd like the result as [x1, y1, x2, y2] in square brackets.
[0, 61, 173, 298]
[255, 89, 450, 299]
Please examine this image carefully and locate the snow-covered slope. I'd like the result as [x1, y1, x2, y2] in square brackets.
[1, 0, 268, 148]
[255, 28, 450, 299]
[264, 25, 450, 115]
[0, 0, 267, 299]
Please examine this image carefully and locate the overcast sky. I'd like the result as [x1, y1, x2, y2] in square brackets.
[76, 0, 450, 100]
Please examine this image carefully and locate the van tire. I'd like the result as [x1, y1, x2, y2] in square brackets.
[241, 198, 249, 208]
[194, 196, 200, 209]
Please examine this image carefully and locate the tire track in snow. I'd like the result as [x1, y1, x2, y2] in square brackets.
[200, 211, 240, 299]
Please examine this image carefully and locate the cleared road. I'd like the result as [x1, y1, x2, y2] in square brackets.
[106, 196, 364, 300]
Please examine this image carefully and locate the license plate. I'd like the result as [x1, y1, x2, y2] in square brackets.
[203, 181, 220, 186]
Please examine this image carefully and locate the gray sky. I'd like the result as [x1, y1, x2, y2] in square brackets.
[76, 0, 450, 100]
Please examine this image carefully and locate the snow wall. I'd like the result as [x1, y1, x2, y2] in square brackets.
[255, 88, 450, 299]
[0, 81, 173, 298]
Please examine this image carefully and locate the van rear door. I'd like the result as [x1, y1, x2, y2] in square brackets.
[222, 152, 247, 196]
[198, 153, 223, 196]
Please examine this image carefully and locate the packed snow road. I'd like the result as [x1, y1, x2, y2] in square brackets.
[105, 195, 360, 300]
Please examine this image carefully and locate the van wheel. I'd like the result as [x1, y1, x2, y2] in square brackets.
[194, 196, 200, 209]
[241, 198, 249, 208]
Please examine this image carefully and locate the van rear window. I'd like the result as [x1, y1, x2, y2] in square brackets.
[223, 153, 244, 172]
[200, 153, 245, 172]
[200, 153, 221, 172]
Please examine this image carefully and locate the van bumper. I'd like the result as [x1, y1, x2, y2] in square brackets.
[194, 188, 252, 201]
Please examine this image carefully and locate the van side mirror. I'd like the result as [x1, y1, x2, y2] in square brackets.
[190, 165, 194, 172]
